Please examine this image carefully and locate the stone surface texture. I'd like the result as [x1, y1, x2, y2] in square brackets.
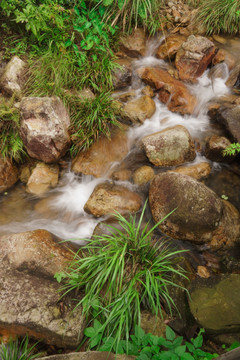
[0, 230, 85, 348]
[121, 95, 156, 124]
[26, 162, 59, 196]
[175, 35, 216, 82]
[84, 182, 142, 217]
[0, 56, 26, 96]
[142, 125, 196, 167]
[0, 157, 19, 193]
[20, 96, 71, 163]
[137, 67, 196, 114]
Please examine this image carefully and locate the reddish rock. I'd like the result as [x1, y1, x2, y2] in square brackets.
[156, 34, 187, 60]
[137, 67, 196, 114]
[175, 35, 216, 82]
[205, 135, 235, 163]
[0, 157, 19, 193]
[71, 129, 129, 178]
[171, 162, 211, 180]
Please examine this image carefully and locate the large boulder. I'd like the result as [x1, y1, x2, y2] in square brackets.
[156, 34, 187, 60]
[0, 156, 19, 193]
[0, 56, 26, 97]
[36, 352, 135, 360]
[208, 105, 240, 143]
[136, 67, 196, 115]
[149, 172, 240, 247]
[175, 35, 216, 82]
[121, 95, 156, 124]
[20, 97, 71, 163]
[26, 162, 59, 196]
[142, 125, 196, 167]
[189, 274, 240, 333]
[0, 230, 85, 348]
[84, 182, 142, 217]
[71, 129, 129, 178]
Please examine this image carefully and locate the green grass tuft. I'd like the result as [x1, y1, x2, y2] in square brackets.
[0, 336, 41, 360]
[55, 202, 188, 352]
[195, 0, 240, 35]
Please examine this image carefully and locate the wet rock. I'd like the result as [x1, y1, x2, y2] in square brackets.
[149, 172, 240, 247]
[36, 352, 135, 360]
[121, 95, 156, 124]
[71, 129, 129, 178]
[0, 56, 26, 97]
[84, 182, 142, 217]
[113, 58, 133, 89]
[212, 48, 236, 70]
[142, 125, 196, 167]
[26, 162, 59, 196]
[225, 62, 240, 89]
[133, 166, 155, 185]
[141, 85, 154, 98]
[189, 274, 240, 333]
[120, 28, 146, 58]
[136, 67, 196, 115]
[112, 168, 132, 181]
[208, 63, 228, 83]
[171, 162, 211, 180]
[156, 34, 187, 60]
[0, 229, 84, 348]
[20, 97, 71, 163]
[112, 89, 136, 103]
[204, 135, 235, 162]
[0, 156, 19, 193]
[175, 35, 216, 82]
[208, 105, 240, 143]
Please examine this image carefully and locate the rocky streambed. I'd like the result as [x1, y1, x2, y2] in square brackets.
[0, 28, 240, 356]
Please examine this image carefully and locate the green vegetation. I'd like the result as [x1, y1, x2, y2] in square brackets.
[195, 0, 240, 35]
[0, 98, 26, 162]
[0, 336, 41, 360]
[55, 203, 188, 352]
[223, 142, 240, 156]
[85, 324, 219, 359]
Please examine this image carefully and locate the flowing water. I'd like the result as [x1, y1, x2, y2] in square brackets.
[0, 36, 239, 244]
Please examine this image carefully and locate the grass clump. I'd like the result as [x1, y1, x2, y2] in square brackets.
[195, 0, 240, 35]
[0, 336, 41, 360]
[55, 202, 188, 352]
[0, 98, 26, 162]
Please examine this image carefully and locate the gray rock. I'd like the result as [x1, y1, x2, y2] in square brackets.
[0, 230, 85, 348]
[20, 97, 71, 163]
[142, 125, 196, 167]
[0, 56, 26, 97]
[36, 352, 135, 360]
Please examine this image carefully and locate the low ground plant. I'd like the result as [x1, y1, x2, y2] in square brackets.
[223, 142, 240, 156]
[195, 0, 240, 35]
[55, 203, 188, 352]
[0, 336, 41, 360]
[85, 324, 219, 359]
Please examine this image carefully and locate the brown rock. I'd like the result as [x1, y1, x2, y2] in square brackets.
[141, 85, 154, 98]
[120, 28, 146, 58]
[175, 35, 216, 82]
[142, 125, 196, 167]
[71, 129, 129, 178]
[26, 162, 59, 196]
[20, 97, 71, 163]
[113, 57, 133, 89]
[156, 34, 187, 60]
[212, 48, 236, 70]
[0, 157, 19, 193]
[121, 95, 156, 123]
[133, 166, 155, 185]
[197, 266, 210, 278]
[171, 162, 211, 180]
[137, 67, 196, 114]
[84, 182, 142, 217]
[205, 135, 235, 162]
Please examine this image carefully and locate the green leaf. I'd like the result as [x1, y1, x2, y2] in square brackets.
[84, 327, 96, 338]
[174, 345, 186, 356]
[192, 334, 203, 348]
[64, 39, 72, 48]
[103, 0, 114, 6]
[118, 0, 125, 10]
[166, 326, 176, 341]
[93, 319, 103, 332]
[181, 353, 195, 360]
[90, 333, 101, 348]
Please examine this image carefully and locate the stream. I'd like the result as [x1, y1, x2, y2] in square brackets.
[0, 35, 239, 245]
